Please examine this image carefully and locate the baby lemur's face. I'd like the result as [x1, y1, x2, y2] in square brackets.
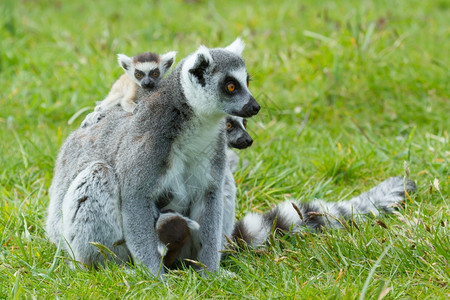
[226, 116, 253, 149]
[117, 51, 177, 90]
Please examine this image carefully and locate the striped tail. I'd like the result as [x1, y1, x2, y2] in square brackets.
[231, 176, 416, 248]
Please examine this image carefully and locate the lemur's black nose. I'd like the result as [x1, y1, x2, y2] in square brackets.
[241, 96, 260, 117]
[234, 136, 253, 149]
[245, 137, 253, 147]
[142, 82, 155, 89]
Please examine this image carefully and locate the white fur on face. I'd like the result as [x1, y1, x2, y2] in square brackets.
[134, 61, 160, 73]
[229, 68, 249, 94]
[181, 48, 224, 117]
[220, 67, 253, 114]
[229, 116, 245, 131]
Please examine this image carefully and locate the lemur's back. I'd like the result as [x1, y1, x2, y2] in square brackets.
[52, 65, 185, 189]
[47, 65, 188, 243]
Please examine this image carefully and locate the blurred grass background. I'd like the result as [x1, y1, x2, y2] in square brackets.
[0, 0, 448, 298]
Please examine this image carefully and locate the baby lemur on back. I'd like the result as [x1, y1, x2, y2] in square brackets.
[98, 51, 176, 112]
[81, 51, 176, 128]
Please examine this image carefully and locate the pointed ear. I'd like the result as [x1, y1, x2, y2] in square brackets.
[188, 45, 213, 86]
[160, 51, 177, 74]
[117, 54, 132, 71]
[225, 38, 245, 56]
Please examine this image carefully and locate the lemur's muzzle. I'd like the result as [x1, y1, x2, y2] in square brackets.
[142, 80, 155, 89]
[239, 95, 260, 118]
[234, 134, 253, 149]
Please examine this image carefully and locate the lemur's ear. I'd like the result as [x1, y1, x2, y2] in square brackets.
[225, 38, 245, 56]
[189, 45, 214, 86]
[117, 54, 132, 71]
[160, 51, 177, 74]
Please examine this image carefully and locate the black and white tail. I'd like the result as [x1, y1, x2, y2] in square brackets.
[231, 176, 416, 248]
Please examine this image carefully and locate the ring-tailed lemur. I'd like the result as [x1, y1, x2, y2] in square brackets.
[80, 51, 176, 128]
[99, 51, 176, 112]
[225, 116, 252, 150]
[232, 176, 416, 248]
[46, 38, 259, 277]
[155, 116, 253, 267]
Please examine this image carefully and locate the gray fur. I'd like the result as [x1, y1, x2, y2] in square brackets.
[46, 40, 259, 277]
[155, 114, 254, 263]
[232, 176, 417, 247]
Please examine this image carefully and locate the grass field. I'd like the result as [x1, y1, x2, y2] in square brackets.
[0, 0, 449, 298]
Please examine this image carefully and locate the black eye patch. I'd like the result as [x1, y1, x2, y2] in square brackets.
[149, 68, 160, 78]
[134, 70, 145, 79]
[223, 77, 240, 94]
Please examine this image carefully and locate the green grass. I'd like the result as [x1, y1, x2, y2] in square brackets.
[0, 0, 449, 298]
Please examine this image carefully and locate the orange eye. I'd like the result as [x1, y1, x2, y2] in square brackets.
[226, 82, 236, 93]
[243, 119, 247, 129]
[226, 122, 232, 130]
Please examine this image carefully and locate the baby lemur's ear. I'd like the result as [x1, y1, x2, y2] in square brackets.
[225, 38, 245, 57]
[117, 54, 132, 71]
[160, 51, 177, 74]
[188, 45, 214, 86]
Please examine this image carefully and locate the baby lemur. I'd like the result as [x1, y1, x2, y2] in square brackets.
[80, 51, 176, 128]
[97, 51, 176, 113]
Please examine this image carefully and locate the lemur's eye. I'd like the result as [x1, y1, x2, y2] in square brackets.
[243, 119, 247, 129]
[135, 71, 143, 79]
[226, 122, 233, 130]
[151, 70, 160, 78]
[226, 81, 236, 93]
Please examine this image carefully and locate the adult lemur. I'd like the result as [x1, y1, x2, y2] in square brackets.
[156, 116, 252, 266]
[46, 39, 259, 277]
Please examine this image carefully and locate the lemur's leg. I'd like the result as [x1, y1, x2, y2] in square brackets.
[194, 187, 224, 273]
[95, 91, 123, 112]
[119, 83, 138, 113]
[221, 167, 236, 251]
[233, 177, 416, 247]
[61, 161, 131, 267]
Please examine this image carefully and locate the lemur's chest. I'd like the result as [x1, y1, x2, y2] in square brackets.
[158, 126, 221, 214]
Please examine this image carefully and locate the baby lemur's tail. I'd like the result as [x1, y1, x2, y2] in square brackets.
[231, 176, 416, 248]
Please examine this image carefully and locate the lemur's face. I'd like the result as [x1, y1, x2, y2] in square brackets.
[118, 51, 176, 90]
[183, 39, 260, 118]
[226, 116, 253, 149]
[132, 62, 162, 90]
